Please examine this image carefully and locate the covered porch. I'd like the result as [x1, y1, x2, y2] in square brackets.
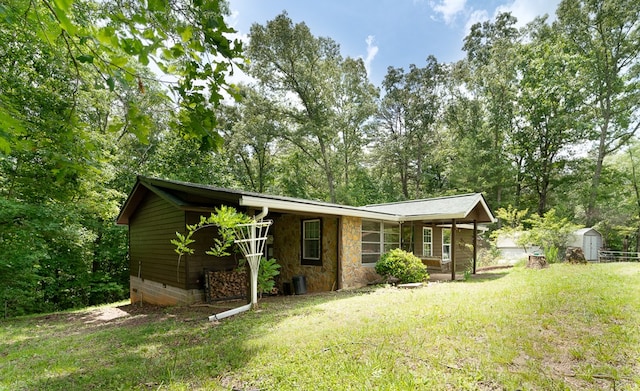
[361, 193, 496, 281]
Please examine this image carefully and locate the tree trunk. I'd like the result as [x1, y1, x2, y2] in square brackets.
[586, 123, 608, 226]
[318, 138, 337, 203]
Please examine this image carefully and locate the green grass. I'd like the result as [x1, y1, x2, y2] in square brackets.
[1, 263, 639, 390]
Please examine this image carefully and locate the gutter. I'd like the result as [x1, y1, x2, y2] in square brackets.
[239, 195, 399, 221]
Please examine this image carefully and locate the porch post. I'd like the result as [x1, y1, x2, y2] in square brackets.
[473, 220, 478, 274]
[451, 219, 457, 281]
[337, 217, 343, 290]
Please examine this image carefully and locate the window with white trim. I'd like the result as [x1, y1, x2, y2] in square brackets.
[302, 219, 321, 265]
[361, 220, 400, 264]
[442, 228, 451, 260]
[422, 227, 433, 257]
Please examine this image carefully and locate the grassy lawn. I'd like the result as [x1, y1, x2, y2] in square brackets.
[1, 263, 639, 390]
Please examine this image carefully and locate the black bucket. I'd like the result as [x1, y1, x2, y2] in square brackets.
[292, 275, 307, 295]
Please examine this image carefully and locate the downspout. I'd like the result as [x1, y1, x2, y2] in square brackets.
[254, 206, 269, 221]
[209, 205, 269, 322]
[451, 219, 457, 281]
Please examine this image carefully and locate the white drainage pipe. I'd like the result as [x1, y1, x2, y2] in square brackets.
[208, 303, 252, 322]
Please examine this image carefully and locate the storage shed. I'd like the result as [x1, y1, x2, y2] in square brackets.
[568, 228, 603, 261]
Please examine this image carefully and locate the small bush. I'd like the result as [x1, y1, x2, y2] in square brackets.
[375, 248, 429, 284]
[544, 245, 560, 264]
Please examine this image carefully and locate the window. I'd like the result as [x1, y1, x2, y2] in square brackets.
[384, 223, 400, 252]
[422, 227, 433, 257]
[442, 228, 451, 260]
[361, 220, 381, 264]
[361, 220, 400, 264]
[302, 219, 321, 265]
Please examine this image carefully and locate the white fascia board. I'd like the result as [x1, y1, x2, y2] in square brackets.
[401, 213, 468, 222]
[471, 194, 497, 223]
[240, 196, 401, 221]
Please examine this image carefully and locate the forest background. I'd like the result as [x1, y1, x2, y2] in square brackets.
[0, 0, 638, 316]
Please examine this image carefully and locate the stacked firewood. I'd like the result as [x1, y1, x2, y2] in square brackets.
[565, 247, 587, 264]
[204, 269, 247, 302]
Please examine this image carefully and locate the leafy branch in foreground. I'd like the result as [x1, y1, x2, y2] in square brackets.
[3, 0, 244, 150]
[171, 206, 251, 282]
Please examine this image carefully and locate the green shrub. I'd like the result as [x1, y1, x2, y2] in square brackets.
[257, 257, 281, 296]
[238, 257, 281, 297]
[544, 245, 560, 264]
[375, 248, 429, 284]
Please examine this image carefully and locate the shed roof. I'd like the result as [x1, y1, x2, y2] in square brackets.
[116, 176, 496, 225]
[573, 228, 601, 237]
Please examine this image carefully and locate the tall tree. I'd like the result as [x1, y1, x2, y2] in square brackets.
[246, 13, 377, 203]
[374, 57, 446, 200]
[247, 13, 339, 201]
[459, 12, 522, 209]
[596, 139, 640, 251]
[557, 0, 640, 225]
[219, 86, 281, 193]
[514, 19, 588, 216]
[333, 57, 379, 201]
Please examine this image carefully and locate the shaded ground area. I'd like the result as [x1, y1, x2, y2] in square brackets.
[31, 267, 511, 330]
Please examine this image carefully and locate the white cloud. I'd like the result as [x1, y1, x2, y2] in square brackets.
[363, 35, 379, 77]
[464, 9, 489, 35]
[430, 0, 467, 25]
[458, 0, 560, 44]
[495, 0, 559, 27]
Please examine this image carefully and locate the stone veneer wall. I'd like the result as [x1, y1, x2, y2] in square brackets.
[273, 215, 339, 292]
[130, 276, 204, 305]
[340, 216, 381, 289]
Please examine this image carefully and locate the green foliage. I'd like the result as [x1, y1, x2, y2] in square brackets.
[544, 245, 560, 264]
[172, 206, 252, 282]
[374, 248, 429, 284]
[374, 57, 447, 200]
[0, 198, 128, 317]
[557, 0, 640, 226]
[247, 12, 378, 203]
[518, 209, 581, 258]
[495, 205, 529, 231]
[4, 0, 244, 152]
[172, 205, 251, 258]
[238, 257, 281, 296]
[463, 267, 473, 281]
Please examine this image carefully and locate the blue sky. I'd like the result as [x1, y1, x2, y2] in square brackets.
[227, 0, 561, 87]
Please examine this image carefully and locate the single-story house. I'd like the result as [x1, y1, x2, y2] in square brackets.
[116, 176, 496, 305]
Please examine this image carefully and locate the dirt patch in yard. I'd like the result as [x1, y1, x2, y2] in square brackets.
[28, 301, 244, 337]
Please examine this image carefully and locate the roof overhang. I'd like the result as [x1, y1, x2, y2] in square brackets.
[239, 195, 400, 221]
[360, 193, 496, 224]
[117, 176, 496, 226]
